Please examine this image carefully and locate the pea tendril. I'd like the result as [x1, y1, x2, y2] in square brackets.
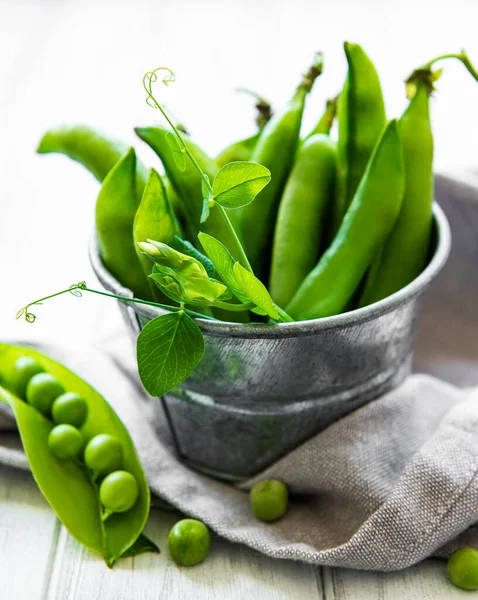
[16, 282, 223, 324]
[143, 67, 254, 273]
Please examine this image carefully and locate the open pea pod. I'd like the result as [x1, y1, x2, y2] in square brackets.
[0, 343, 150, 568]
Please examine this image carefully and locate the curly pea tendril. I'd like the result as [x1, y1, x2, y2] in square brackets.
[143, 66, 254, 274]
[16, 282, 88, 323]
[16, 282, 218, 324]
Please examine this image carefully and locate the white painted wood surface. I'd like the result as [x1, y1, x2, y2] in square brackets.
[1, 1, 477, 598]
[1, 464, 469, 600]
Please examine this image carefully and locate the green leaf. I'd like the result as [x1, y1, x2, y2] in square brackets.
[120, 533, 160, 560]
[169, 236, 216, 278]
[232, 263, 280, 320]
[165, 132, 186, 171]
[137, 312, 204, 397]
[198, 233, 250, 303]
[212, 161, 271, 209]
[0, 343, 150, 567]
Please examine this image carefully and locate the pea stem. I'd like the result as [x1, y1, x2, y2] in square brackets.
[423, 51, 478, 82]
[17, 282, 218, 324]
[213, 300, 255, 312]
[274, 305, 294, 323]
[143, 68, 254, 273]
[215, 204, 253, 272]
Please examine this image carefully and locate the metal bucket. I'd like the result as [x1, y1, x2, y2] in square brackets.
[90, 203, 451, 481]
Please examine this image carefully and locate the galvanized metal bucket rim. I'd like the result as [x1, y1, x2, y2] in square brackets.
[90, 202, 451, 339]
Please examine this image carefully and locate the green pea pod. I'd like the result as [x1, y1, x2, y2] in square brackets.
[37, 124, 148, 203]
[269, 134, 337, 307]
[96, 148, 151, 299]
[0, 343, 150, 568]
[216, 133, 259, 167]
[359, 51, 478, 306]
[286, 120, 404, 320]
[135, 127, 237, 250]
[133, 169, 179, 301]
[359, 83, 432, 306]
[164, 175, 183, 222]
[239, 53, 324, 279]
[305, 96, 338, 139]
[216, 90, 273, 166]
[333, 43, 386, 235]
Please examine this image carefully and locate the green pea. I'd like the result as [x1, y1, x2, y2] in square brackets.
[84, 434, 123, 475]
[448, 547, 478, 590]
[168, 519, 211, 566]
[51, 392, 88, 428]
[48, 424, 84, 460]
[26, 373, 64, 415]
[250, 480, 288, 522]
[100, 471, 139, 515]
[10, 356, 45, 400]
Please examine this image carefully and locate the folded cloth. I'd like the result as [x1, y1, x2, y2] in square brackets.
[1, 172, 477, 570]
[0, 340, 477, 571]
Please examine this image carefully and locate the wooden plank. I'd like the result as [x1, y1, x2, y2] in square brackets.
[0, 465, 60, 600]
[46, 508, 323, 600]
[324, 560, 472, 599]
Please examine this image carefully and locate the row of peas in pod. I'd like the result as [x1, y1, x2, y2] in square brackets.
[13, 356, 139, 518]
[36, 45, 478, 326]
[0, 343, 153, 567]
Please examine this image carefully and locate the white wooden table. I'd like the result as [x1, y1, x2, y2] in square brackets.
[1, 1, 478, 598]
[2, 464, 469, 600]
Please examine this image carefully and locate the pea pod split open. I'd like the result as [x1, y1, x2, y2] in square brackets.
[0, 343, 151, 568]
[286, 120, 405, 320]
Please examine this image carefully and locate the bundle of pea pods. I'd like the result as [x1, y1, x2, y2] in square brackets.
[37, 44, 478, 325]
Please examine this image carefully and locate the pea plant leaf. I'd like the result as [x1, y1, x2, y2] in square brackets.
[165, 132, 186, 172]
[232, 263, 280, 320]
[212, 161, 271, 209]
[169, 236, 216, 277]
[137, 312, 204, 398]
[198, 233, 249, 303]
